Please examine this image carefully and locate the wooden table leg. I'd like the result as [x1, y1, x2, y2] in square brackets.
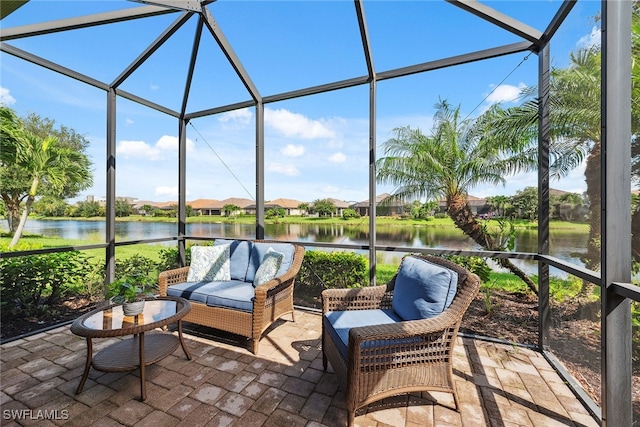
[139, 332, 146, 401]
[76, 337, 93, 394]
[177, 320, 192, 360]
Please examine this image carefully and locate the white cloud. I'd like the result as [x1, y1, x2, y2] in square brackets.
[265, 108, 335, 139]
[156, 135, 195, 152]
[485, 83, 526, 105]
[125, 118, 134, 125]
[578, 26, 601, 50]
[281, 144, 305, 157]
[0, 87, 16, 106]
[117, 135, 194, 160]
[155, 186, 178, 198]
[328, 152, 346, 163]
[117, 140, 161, 160]
[218, 108, 253, 125]
[267, 162, 299, 176]
[150, 83, 159, 91]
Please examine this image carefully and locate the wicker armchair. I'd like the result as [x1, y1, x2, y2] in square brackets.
[321, 255, 480, 426]
[159, 240, 305, 354]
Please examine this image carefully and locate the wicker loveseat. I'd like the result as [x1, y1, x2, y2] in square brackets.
[321, 254, 480, 426]
[159, 239, 305, 354]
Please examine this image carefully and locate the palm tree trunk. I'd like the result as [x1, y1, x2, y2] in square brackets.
[447, 194, 538, 295]
[8, 177, 39, 249]
[8, 196, 33, 248]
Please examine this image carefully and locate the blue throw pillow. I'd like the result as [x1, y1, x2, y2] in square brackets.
[391, 256, 458, 321]
[253, 247, 284, 287]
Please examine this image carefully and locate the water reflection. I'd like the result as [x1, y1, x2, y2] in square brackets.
[13, 219, 588, 273]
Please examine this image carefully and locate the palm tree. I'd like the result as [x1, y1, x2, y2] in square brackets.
[7, 131, 92, 248]
[486, 195, 511, 218]
[377, 99, 538, 294]
[223, 203, 241, 218]
[486, 47, 601, 271]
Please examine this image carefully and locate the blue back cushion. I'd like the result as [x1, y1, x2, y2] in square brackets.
[214, 239, 252, 281]
[391, 256, 458, 321]
[245, 243, 295, 283]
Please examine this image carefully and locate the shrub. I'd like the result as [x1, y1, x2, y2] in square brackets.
[442, 255, 492, 283]
[157, 246, 192, 272]
[294, 250, 368, 309]
[115, 253, 158, 280]
[341, 209, 360, 220]
[266, 207, 286, 219]
[0, 251, 99, 321]
[297, 250, 368, 290]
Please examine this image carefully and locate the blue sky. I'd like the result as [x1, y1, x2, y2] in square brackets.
[0, 0, 602, 204]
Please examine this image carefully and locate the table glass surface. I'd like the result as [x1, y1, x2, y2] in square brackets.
[81, 300, 181, 331]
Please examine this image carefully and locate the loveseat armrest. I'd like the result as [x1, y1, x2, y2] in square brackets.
[158, 266, 190, 296]
[322, 285, 391, 313]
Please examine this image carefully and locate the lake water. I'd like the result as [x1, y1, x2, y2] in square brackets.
[11, 219, 590, 276]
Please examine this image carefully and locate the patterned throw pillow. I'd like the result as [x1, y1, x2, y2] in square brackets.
[187, 245, 231, 282]
[253, 247, 284, 287]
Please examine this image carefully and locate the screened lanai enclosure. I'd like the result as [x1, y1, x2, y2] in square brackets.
[0, 0, 636, 425]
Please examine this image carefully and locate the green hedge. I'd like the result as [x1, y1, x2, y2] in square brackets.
[297, 251, 368, 289]
[0, 251, 103, 321]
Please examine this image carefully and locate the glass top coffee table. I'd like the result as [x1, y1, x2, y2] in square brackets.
[71, 296, 191, 401]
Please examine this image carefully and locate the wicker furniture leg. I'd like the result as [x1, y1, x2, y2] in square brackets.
[139, 333, 146, 400]
[177, 320, 192, 360]
[75, 337, 93, 395]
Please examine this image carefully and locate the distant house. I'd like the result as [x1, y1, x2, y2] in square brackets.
[189, 199, 220, 215]
[129, 199, 176, 215]
[214, 198, 254, 216]
[327, 198, 350, 217]
[245, 198, 305, 216]
[350, 193, 405, 217]
[268, 198, 305, 216]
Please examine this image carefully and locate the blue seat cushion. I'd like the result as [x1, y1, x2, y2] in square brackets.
[167, 281, 224, 305]
[323, 309, 402, 360]
[166, 280, 255, 312]
[245, 243, 295, 283]
[204, 280, 255, 312]
[391, 256, 458, 321]
[214, 239, 252, 281]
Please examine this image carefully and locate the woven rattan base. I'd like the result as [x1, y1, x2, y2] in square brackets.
[92, 333, 179, 372]
[71, 297, 192, 401]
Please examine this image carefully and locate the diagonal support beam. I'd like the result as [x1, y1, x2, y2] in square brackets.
[540, 0, 576, 44]
[200, 5, 261, 102]
[0, 42, 108, 90]
[112, 11, 192, 88]
[129, 0, 203, 13]
[0, 5, 176, 41]
[354, 0, 375, 80]
[446, 0, 542, 45]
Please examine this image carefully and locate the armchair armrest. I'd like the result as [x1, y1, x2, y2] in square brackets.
[346, 313, 461, 372]
[158, 266, 190, 296]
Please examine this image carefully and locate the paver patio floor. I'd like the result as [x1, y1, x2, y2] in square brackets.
[1, 309, 599, 427]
